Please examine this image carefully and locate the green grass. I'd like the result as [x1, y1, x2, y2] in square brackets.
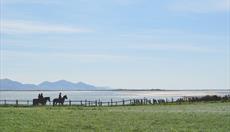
[0, 102, 230, 132]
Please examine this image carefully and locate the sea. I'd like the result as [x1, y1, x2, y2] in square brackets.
[0, 90, 229, 103]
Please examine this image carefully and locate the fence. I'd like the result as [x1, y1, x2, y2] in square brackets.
[0, 97, 174, 106]
[1, 95, 229, 106]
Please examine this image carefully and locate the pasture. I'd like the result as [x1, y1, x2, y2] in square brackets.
[0, 102, 230, 132]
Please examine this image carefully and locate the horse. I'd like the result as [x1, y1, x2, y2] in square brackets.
[53, 95, 68, 106]
[33, 97, 50, 106]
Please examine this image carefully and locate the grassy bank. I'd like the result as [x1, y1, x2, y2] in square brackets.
[0, 102, 230, 132]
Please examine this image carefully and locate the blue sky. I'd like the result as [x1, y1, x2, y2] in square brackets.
[0, 0, 229, 89]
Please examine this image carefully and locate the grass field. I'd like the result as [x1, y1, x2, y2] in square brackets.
[0, 102, 230, 132]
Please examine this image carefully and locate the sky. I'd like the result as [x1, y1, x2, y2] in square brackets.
[0, 0, 229, 89]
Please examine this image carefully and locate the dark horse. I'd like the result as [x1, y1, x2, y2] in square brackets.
[53, 95, 68, 106]
[33, 97, 50, 106]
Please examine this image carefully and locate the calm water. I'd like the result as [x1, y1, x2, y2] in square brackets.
[0, 90, 229, 102]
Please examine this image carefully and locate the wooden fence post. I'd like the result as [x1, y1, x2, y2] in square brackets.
[69, 100, 71, 106]
[111, 99, 113, 106]
[122, 99, 125, 106]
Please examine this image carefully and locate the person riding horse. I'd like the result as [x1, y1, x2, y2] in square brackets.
[38, 93, 43, 101]
[53, 93, 68, 106]
[59, 92, 62, 100]
[33, 93, 50, 105]
[38, 93, 40, 100]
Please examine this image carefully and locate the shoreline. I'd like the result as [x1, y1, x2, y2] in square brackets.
[0, 89, 229, 91]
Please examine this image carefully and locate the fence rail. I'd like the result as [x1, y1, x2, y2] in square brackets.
[0, 95, 229, 107]
[0, 97, 175, 106]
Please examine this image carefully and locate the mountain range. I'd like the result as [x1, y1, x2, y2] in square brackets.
[0, 79, 108, 90]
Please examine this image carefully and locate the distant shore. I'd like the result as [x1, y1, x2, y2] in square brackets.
[0, 89, 229, 91]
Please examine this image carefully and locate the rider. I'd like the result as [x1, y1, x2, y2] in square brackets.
[59, 92, 62, 100]
[38, 93, 41, 100]
[38, 93, 42, 102]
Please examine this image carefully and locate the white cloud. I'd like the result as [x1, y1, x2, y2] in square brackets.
[119, 30, 223, 53]
[1, 49, 168, 64]
[130, 43, 219, 53]
[0, 20, 93, 34]
[168, 0, 230, 13]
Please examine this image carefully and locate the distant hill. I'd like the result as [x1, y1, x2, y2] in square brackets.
[0, 79, 107, 90]
[38, 80, 96, 90]
[0, 79, 38, 90]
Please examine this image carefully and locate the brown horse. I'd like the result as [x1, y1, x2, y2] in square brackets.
[53, 95, 68, 106]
